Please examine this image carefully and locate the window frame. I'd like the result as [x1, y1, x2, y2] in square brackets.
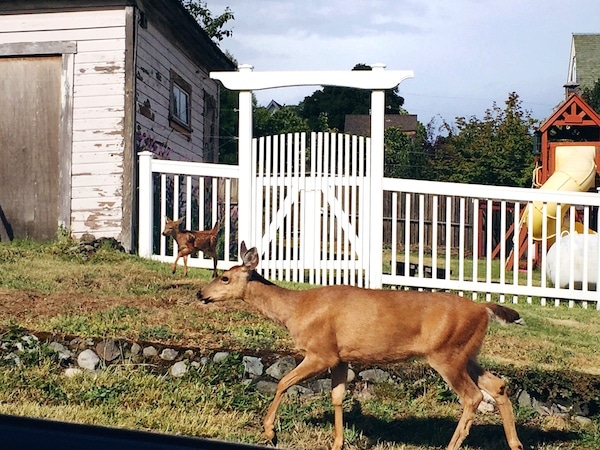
[169, 70, 192, 136]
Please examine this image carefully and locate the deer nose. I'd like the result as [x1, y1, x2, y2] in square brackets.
[196, 290, 212, 304]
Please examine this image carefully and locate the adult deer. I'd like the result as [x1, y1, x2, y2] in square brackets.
[162, 216, 220, 277]
[198, 242, 524, 450]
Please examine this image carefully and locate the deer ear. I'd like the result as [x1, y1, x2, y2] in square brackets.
[242, 246, 259, 270]
[165, 216, 172, 222]
[240, 241, 247, 255]
[175, 217, 184, 224]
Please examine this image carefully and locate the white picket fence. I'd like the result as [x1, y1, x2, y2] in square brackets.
[138, 132, 600, 309]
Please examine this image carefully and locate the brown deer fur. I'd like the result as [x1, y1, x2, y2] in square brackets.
[198, 242, 524, 450]
[162, 217, 219, 277]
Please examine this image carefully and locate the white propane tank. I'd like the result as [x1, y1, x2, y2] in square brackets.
[546, 233, 599, 289]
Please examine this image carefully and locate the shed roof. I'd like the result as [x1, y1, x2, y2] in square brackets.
[0, 0, 235, 72]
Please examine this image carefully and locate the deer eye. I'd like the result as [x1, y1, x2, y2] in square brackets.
[221, 276, 229, 283]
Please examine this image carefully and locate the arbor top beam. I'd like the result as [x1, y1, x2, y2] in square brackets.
[210, 64, 414, 91]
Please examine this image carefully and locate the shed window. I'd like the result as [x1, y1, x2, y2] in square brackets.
[169, 70, 192, 135]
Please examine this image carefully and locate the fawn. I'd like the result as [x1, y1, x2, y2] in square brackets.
[161, 216, 220, 277]
[198, 242, 524, 450]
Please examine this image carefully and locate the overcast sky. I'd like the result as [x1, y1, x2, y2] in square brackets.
[210, 0, 599, 126]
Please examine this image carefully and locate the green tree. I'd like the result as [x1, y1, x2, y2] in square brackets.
[180, 1, 234, 41]
[384, 125, 428, 179]
[299, 64, 405, 131]
[428, 93, 537, 187]
[582, 77, 600, 114]
[254, 105, 310, 137]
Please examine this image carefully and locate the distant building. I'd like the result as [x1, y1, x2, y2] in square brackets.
[344, 114, 418, 139]
[567, 33, 600, 95]
[266, 100, 283, 114]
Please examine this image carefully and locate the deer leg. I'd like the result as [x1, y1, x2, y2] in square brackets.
[474, 365, 523, 450]
[211, 255, 218, 278]
[429, 358, 482, 450]
[171, 256, 180, 274]
[330, 361, 348, 450]
[182, 255, 189, 276]
[263, 354, 331, 444]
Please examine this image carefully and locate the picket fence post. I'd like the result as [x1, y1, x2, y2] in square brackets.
[138, 151, 154, 258]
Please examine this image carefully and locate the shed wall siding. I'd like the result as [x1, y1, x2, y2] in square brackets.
[135, 20, 219, 162]
[0, 9, 128, 238]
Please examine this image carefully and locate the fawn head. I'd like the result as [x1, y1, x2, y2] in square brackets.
[162, 216, 184, 237]
[197, 241, 258, 304]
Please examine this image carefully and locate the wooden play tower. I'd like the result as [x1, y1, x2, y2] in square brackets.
[504, 92, 600, 269]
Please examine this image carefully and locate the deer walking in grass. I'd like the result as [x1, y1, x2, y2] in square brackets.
[161, 216, 220, 278]
[198, 242, 525, 450]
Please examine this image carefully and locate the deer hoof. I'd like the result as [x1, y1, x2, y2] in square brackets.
[264, 425, 276, 444]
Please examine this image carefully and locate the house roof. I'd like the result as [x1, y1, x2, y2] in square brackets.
[0, 0, 235, 72]
[344, 114, 418, 136]
[568, 34, 600, 91]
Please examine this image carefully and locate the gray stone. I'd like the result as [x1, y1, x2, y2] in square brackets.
[309, 378, 332, 393]
[170, 361, 188, 377]
[359, 368, 391, 383]
[213, 351, 230, 363]
[77, 349, 100, 371]
[64, 368, 84, 378]
[160, 348, 179, 361]
[573, 415, 593, 427]
[130, 342, 142, 356]
[96, 340, 121, 362]
[49, 342, 73, 361]
[517, 389, 532, 408]
[255, 380, 278, 395]
[347, 368, 356, 383]
[3, 352, 20, 366]
[21, 335, 39, 348]
[243, 356, 264, 377]
[265, 356, 296, 380]
[142, 346, 158, 358]
[288, 385, 314, 397]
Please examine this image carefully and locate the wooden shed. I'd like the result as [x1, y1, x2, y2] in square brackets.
[0, 0, 235, 249]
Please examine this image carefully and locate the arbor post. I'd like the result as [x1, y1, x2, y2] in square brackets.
[236, 65, 254, 251]
[368, 64, 386, 288]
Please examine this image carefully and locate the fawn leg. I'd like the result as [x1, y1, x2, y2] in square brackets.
[263, 354, 331, 443]
[211, 255, 218, 278]
[182, 255, 188, 277]
[331, 362, 348, 450]
[475, 366, 523, 450]
[171, 255, 180, 274]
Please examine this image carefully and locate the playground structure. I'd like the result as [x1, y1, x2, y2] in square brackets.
[504, 93, 600, 270]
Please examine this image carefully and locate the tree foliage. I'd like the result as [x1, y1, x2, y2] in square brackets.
[427, 93, 537, 187]
[180, 0, 234, 41]
[384, 124, 429, 179]
[299, 64, 405, 132]
[582, 77, 600, 115]
[254, 106, 310, 137]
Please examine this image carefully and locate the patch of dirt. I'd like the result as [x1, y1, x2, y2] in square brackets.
[0, 288, 166, 322]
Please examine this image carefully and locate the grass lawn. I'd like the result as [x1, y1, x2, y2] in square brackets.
[0, 236, 598, 449]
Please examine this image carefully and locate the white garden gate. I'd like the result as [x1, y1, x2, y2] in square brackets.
[137, 65, 600, 309]
[253, 132, 370, 286]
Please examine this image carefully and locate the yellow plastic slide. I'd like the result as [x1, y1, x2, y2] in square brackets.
[527, 145, 597, 241]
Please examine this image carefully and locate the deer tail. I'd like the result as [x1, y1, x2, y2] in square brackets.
[485, 303, 525, 326]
